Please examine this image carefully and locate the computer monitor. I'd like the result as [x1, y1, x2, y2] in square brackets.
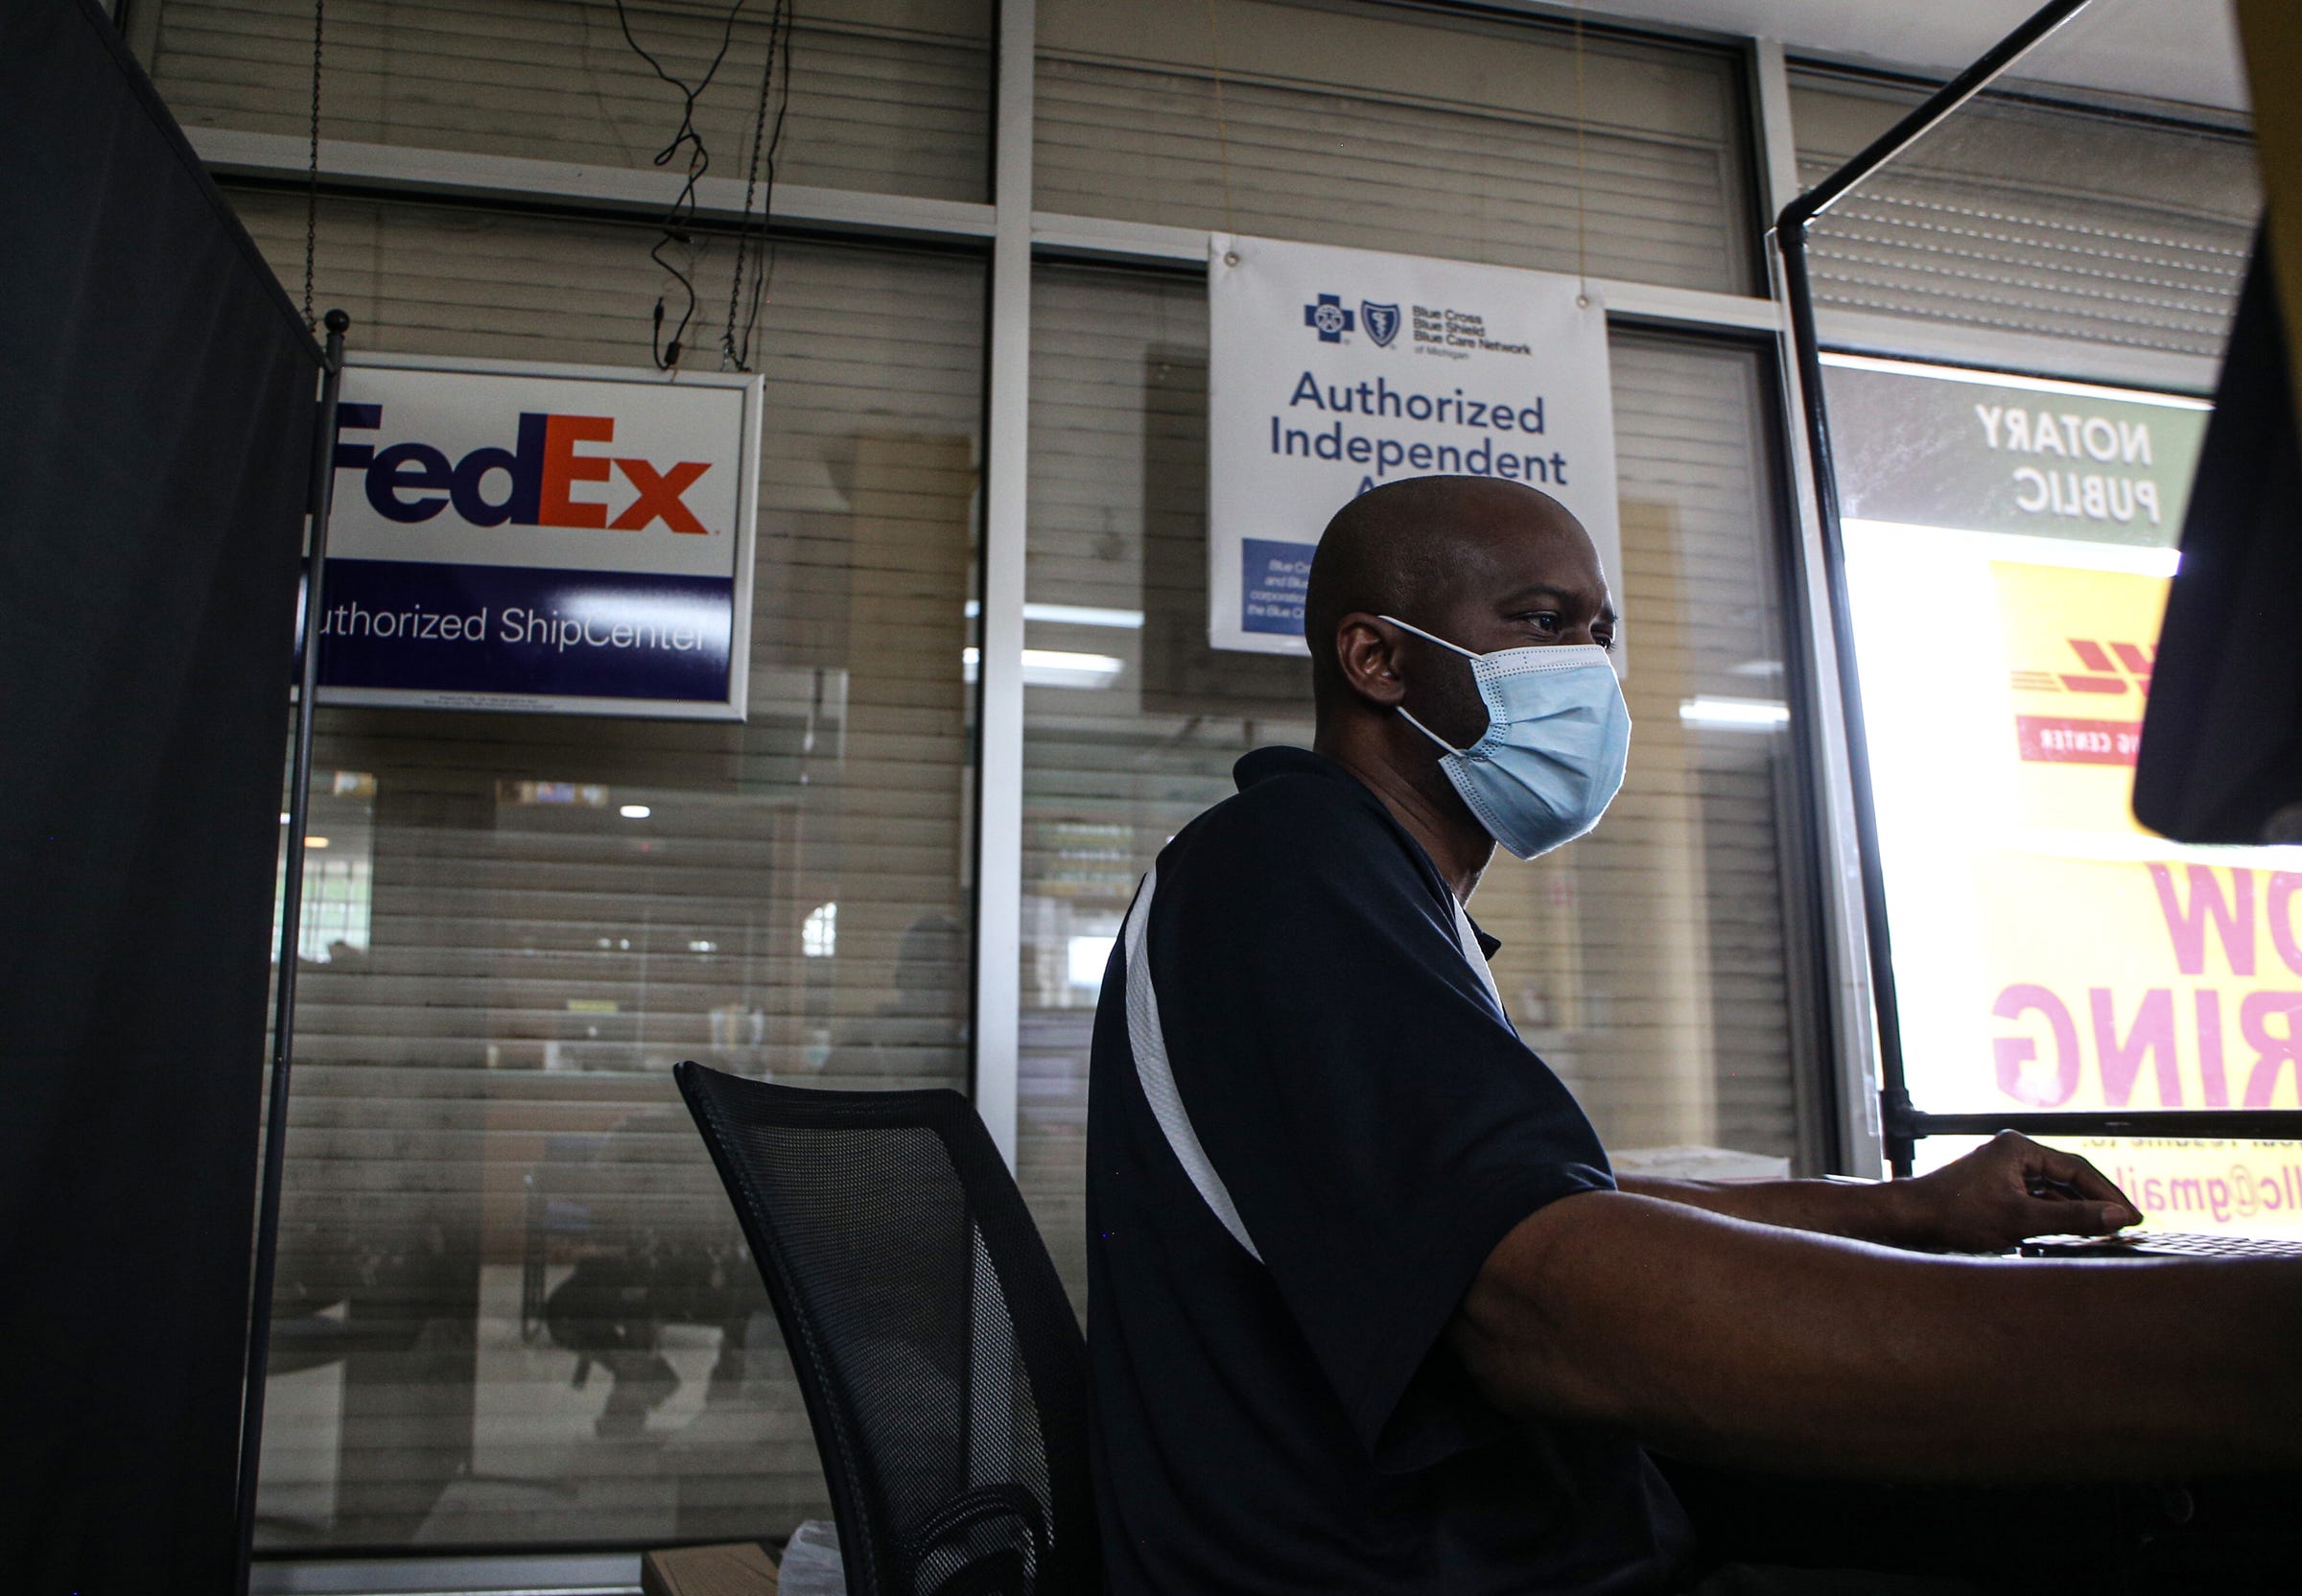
[2132, 226, 2302, 844]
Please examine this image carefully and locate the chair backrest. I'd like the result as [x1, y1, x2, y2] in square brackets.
[673, 1062, 1098, 1596]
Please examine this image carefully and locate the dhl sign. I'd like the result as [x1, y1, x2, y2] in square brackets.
[316, 356, 762, 721]
[1995, 559, 2173, 833]
[2010, 635, 2156, 767]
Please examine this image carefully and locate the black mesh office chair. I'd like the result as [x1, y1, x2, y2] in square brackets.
[673, 1062, 1098, 1596]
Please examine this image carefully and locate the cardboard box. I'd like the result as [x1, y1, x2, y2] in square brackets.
[640, 1541, 780, 1596]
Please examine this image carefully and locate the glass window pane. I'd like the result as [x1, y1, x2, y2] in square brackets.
[1538, 332, 1810, 1160]
[153, 0, 991, 202]
[1820, 352, 2302, 1125]
[1018, 264, 1816, 1311]
[1019, 267, 1313, 1304]
[238, 194, 983, 1549]
[1038, 0, 1756, 294]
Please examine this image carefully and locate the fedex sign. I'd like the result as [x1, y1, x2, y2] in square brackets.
[317, 355, 761, 720]
[334, 406, 716, 533]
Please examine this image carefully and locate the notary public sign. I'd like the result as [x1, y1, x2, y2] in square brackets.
[1205, 235, 1621, 656]
[1821, 354, 2210, 549]
[318, 355, 762, 719]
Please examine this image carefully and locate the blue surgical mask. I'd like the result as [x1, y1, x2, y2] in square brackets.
[1381, 615, 1632, 860]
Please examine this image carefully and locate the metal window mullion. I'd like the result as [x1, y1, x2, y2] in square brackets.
[970, 0, 1034, 1169]
[189, 128, 998, 245]
[187, 128, 1789, 341]
[1752, 37, 1885, 1178]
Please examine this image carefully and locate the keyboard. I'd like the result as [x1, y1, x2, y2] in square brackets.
[2020, 1232, 2302, 1260]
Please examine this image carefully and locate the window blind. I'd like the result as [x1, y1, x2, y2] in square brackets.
[1019, 263, 1812, 1315]
[1790, 69, 2257, 362]
[151, 0, 990, 201]
[227, 190, 984, 1550]
[1036, 0, 1756, 295]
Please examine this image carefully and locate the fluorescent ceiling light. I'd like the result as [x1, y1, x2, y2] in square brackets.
[304, 835, 330, 849]
[1680, 696, 1790, 729]
[1818, 353, 2211, 411]
[1840, 520, 2179, 578]
[965, 599, 1146, 629]
[620, 804, 651, 819]
[962, 646, 1127, 690]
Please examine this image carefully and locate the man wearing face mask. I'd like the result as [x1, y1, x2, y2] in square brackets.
[1084, 475, 2302, 1595]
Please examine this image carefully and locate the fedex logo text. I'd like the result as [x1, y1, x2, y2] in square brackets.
[334, 404, 715, 534]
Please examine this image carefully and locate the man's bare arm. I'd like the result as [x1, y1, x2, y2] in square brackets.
[1618, 1132, 2139, 1252]
[1449, 1189, 2302, 1482]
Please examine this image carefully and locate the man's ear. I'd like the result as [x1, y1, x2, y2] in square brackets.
[1333, 613, 1408, 707]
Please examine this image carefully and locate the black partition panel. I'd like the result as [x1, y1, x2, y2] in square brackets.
[0, 2, 320, 1587]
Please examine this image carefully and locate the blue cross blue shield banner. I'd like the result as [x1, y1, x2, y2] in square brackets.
[1207, 234, 1623, 662]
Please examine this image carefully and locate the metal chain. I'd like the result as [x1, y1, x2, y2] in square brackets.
[721, 0, 789, 371]
[1572, 0, 1588, 306]
[721, 3, 774, 370]
[303, 0, 323, 331]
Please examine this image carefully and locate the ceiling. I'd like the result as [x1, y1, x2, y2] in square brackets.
[1575, 0, 2249, 114]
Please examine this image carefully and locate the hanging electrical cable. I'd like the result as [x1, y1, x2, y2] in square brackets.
[613, 0, 748, 369]
[719, 0, 793, 372]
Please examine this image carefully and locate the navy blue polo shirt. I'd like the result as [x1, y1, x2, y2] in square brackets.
[1086, 746, 1694, 1594]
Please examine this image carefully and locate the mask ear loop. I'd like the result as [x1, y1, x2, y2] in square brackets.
[1376, 613, 1478, 659]
[1377, 615, 1478, 754]
[1397, 704, 1462, 755]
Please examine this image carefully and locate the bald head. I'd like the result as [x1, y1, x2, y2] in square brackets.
[1303, 476, 1611, 723]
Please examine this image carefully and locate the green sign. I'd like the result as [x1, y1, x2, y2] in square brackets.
[1820, 355, 2211, 549]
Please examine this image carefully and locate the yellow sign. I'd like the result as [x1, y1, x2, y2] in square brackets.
[1843, 521, 2302, 1135]
[1970, 558, 2302, 1114]
[1975, 851, 2302, 1112]
[1995, 559, 2161, 835]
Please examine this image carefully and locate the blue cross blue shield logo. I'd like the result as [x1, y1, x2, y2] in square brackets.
[1303, 293, 1355, 342]
[1361, 302, 1400, 347]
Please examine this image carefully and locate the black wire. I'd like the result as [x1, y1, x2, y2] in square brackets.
[720, 0, 792, 372]
[613, 0, 748, 368]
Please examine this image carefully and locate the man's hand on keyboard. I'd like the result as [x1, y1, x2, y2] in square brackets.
[1896, 1131, 2143, 1253]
